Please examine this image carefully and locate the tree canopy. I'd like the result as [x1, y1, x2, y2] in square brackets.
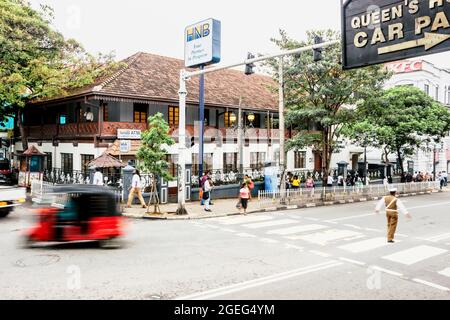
[269, 29, 389, 181]
[343, 85, 450, 173]
[0, 0, 119, 146]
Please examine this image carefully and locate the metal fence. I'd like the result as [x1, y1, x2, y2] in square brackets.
[43, 169, 122, 188]
[257, 181, 439, 209]
[191, 168, 265, 188]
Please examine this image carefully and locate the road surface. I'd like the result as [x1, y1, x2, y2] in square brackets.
[0, 192, 449, 299]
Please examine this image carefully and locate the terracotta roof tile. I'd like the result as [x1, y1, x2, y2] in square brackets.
[41, 52, 278, 111]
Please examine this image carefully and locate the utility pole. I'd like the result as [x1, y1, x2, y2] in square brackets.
[279, 58, 286, 203]
[237, 97, 244, 176]
[177, 70, 188, 215]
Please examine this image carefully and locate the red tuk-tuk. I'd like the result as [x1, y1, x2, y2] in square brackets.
[23, 185, 125, 249]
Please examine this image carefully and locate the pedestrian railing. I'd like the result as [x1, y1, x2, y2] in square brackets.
[257, 181, 439, 209]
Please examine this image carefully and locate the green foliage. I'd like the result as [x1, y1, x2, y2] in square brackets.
[268, 29, 389, 176]
[136, 113, 175, 181]
[0, 0, 120, 122]
[343, 85, 450, 172]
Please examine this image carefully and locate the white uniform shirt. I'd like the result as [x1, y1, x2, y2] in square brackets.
[375, 196, 409, 216]
[131, 174, 142, 188]
[204, 180, 212, 192]
[327, 176, 334, 185]
[93, 171, 103, 186]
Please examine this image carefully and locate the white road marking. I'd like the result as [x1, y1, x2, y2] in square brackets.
[421, 233, 450, 243]
[338, 257, 366, 266]
[236, 233, 257, 238]
[338, 237, 390, 253]
[286, 229, 362, 245]
[438, 268, 450, 278]
[267, 224, 328, 235]
[174, 261, 343, 300]
[259, 238, 279, 244]
[219, 228, 236, 233]
[382, 245, 447, 265]
[412, 279, 450, 292]
[304, 217, 320, 221]
[284, 244, 304, 250]
[243, 219, 298, 229]
[326, 213, 374, 222]
[343, 224, 362, 230]
[364, 228, 384, 233]
[371, 266, 403, 277]
[219, 215, 273, 225]
[309, 250, 332, 257]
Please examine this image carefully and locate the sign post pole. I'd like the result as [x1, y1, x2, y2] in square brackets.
[199, 65, 205, 183]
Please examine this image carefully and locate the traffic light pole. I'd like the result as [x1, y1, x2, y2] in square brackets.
[177, 39, 340, 214]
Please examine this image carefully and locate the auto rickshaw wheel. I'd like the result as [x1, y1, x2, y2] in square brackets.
[98, 238, 122, 249]
[0, 207, 12, 218]
[20, 235, 35, 249]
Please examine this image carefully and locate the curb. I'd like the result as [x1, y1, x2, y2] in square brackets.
[123, 190, 443, 221]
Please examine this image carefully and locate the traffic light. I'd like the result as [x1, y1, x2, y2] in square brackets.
[313, 35, 323, 62]
[245, 52, 255, 75]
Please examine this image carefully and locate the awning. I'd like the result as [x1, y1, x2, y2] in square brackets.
[87, 153, 126, 168]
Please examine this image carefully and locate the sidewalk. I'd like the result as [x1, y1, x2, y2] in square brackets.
[123, 198, 263, 220]
[123, 187, 448, 221]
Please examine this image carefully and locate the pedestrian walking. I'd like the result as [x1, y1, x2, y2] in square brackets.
[238, 183, 250, 215]
[127, 170, 147, 208]
[305, 176, 315, 197]
[337, 174, 344, 187]
[200, 171, 209, 206]
[92, 167, 104, 186]
[383, 176, 389, 187]
[286, 172, 293, 190]
[291, 175, 300, 190]
[375, 187, 412, 243]
[443, 171, 448, 186]
[326, 174, 334, 187]
[244, 175, 254, 199]
[438, 172, 445, 190]
[203, 177, 213, 212]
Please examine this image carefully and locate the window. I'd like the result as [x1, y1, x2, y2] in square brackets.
[424, 84, 430, 95]
[224, 112, 234, 128]
[294, 151, 307, 169]
[250, 152, 266, 170]
[81, 154, 94, 175]
[203, 109, 210, 127]
[133, 103, 148, 123]
[165, 154, 179, 177]
[103, 104, 109, 122]
[45, 152, 52, 171]
[223, 153, 237, 172]
[59, 114, 67, 125]
[168, 106, 179, 126]
[447, 86, 450, 105]
[192, 153, 213, 176]
[61, 153, 73, 174]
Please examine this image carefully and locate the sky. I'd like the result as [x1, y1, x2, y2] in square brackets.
[29, 0, 450, 71]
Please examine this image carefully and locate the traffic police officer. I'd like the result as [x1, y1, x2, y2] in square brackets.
[375, 188, 412, 243]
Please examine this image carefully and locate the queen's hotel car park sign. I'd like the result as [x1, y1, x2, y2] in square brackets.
[184, 18, 221, 68]
[342, 0, 450, 69]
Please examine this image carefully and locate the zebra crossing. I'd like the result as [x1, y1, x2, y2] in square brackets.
[194, 213, 450, 292]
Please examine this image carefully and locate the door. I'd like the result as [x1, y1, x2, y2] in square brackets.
[314, 152, 322, 172]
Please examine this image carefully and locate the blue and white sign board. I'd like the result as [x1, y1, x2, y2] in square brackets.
[120, 140, 131, 153]
[184, 18, 221, 68]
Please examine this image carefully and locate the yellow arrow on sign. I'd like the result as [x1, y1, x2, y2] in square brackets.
[378, 32, 450, 55]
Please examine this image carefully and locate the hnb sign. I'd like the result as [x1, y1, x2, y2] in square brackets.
[184, 18, 221, 68]
[342, 0, 450, 69]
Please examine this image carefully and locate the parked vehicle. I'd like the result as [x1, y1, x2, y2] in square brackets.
[0, 186, 27, 217]
[23, 185, 125, 248]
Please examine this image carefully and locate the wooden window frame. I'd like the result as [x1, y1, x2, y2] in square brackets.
[168, 106, 179, 126]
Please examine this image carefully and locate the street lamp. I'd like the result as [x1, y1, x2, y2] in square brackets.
[247, 113, 255, 127]
[229, 112, 237, 125]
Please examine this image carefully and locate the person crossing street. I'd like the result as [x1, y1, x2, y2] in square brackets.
[375, 187, 412, 243]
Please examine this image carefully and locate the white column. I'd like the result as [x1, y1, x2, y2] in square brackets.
[177, 70, 188, 215]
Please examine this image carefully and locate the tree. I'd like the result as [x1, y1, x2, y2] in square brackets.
[344, 86, 450, 175]
[136, 113, 175, 214]
[268, 30, 389, 185]
[0, 0, 119, 150]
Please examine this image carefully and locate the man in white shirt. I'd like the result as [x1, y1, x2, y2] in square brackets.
[203, 177, 213, 212]
[127, 169, 146, 208]
[92, 168, 103, 186]
[327, 174, 334, 187]
[84, 107, 94, 122]
[375, 188, 412, 243]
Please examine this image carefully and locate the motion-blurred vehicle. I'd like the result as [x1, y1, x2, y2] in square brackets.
[0, 160, 12, 185]
[0, 186, 26, 217]
[23, 185, 125, 249]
